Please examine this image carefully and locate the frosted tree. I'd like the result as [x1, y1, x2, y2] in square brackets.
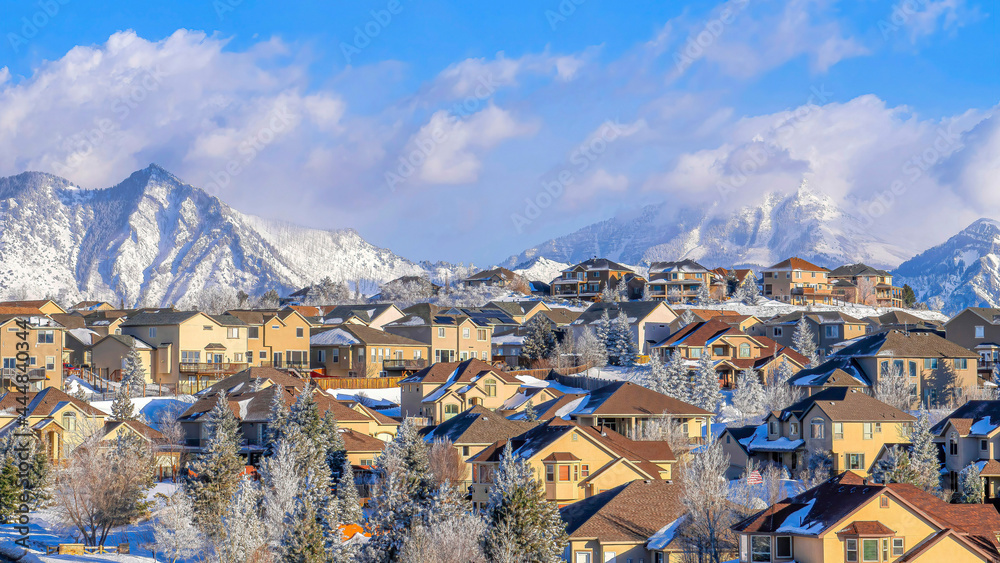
[690, 352, 722, 413]
[871, 446, 918, 485]
[111, 381, 136, 421]
[154, 490, 206, 563]
[678, 439, 735, 563]
[607, 310, 637, 367]
[679, 308, 696, 328]
[910, 409, 944, 498]
[595, 310, 612, 352]
[335, 457, 363, 527]
[600, 279, 624, 303]
[641, 283, 652, 301]
[732, 369, 765, 423]
[667, 286, 682, 304]
[662, 351, 693, 403]
[696, 282, 712, 305]
[735, 276, 760, 304]
[575, 327, 607, 369]
[260, 437, 303, 548]
[550, 335, 576, 370]
[521, 316, 556, 363]
[187, 392, 244, 540]
[214, 477, 269, 563]
[642, 353, 668, 395]
[762, 362, 802, 413]
[523, 399, 538, 422]
[484, 446, 567, 563]
[874, 360, 912, 411]
[401, 510, 487, 563]
[121, 345, 146, 395]
[958, 463, 985, 504]
[281, 472, 328, 563]
[792, 317, 818, 365]
[992, 363, 1000, 388]
[256, 289, 281, 308]
[800, 447, 833, 488]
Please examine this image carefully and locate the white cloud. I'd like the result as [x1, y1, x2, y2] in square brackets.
[429, 50, 594, 100]
[886, 0, 982, 44]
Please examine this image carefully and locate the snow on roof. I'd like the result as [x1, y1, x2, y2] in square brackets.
[68, 327, 99, 345]
[647, 516, 685, 551]
[422, 367, 462, 403]
[970, 416, 999, 436]
[493, 333, 524, 345]
[554, 396, 588, 419]
[311, 328, 361, 346]
[514, 374, 587, 395]
[776, 498, 824, 535]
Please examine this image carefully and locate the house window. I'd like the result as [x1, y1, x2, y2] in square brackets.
[181, 351, 201, 363]
[892, 539, 904, 556]
[739, 343, 751, 358]
[581, 465, 589, 477]
[478, 329, 488, 341]
[546, 465, 554, 482]
[790, 422, 799, 435]
[36, 330, 54, 344]
[861, 539, 878, 562]
[463, 328, 471, 339]
[248, 327, 259, 339]
[296, 327, 304, 338]
[950, 439, 958, 455]
[414, 350, 422, 360]
[811, 418, 825, 439]
[690, 348, 702, 359]
[863, 423, 873, 440]
[882, 538, 889, 561]
[750, 536, 771, 562]
[148, 327, 157, 339]
[444, 404, 459, 420]
[204, 325, 213, 331]
[713, 346, 726, 356]
[775, 536, 792, 559]
[825, 325, 838, 338]
[259, 351, 267, 359]
[982, 439, 989, 451]
[234, 353, 243, 362]
[769, 420, 778, 434]
[846, 539, 858, 562]
[847, 453, 865, 470]
[317, 350, 326, 363]
[227, 327, 239, 338]
[874, 423, 881, 433]
[880, 496, 889, 508]
[62, 412, 77, 432]
[45, 356, 55, 370]
[924, 358, 938, 369]
[909, 361, 917, 377]
[773, 327, 783, 337]
[976, 326, 986, 338]
[438, 328, 446, 338]
[559, 465, 570, 481]
[485, 379, 496, 397]
[462, 446, 470, 456]
[833, 422, 843, 440]
[955, 358, 968, 370]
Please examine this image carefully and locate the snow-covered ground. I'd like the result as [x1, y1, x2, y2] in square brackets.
[673, 298, 948, 323]
[89, 396, 195, 429]
[327, 387, 401, 407]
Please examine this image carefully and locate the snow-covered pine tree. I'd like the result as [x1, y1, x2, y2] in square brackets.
[735, 276, 760, 304]
[662, 351, 692, 403]
[335, 457, 363, 526]
[522, 316, 556, 362]
[484, 445, 567, 563]
[762, 361, 802, 413]
[679, 308, 696, 328]
[792, 317, 819, 365]
[110, 381, 136, 421]
[678, 438, 732, 563]
[214, 477, 269, 563]
[959, 462, 985, 504]
[153, 490, 206, 563]
[732, 369, 765, 423]
[871, 446, 918, 485]
[264, 385, 290, 454]
[690, 352, 722, 413]
[874, 359, 912, 411]
[261, 436, 303, 548]
[609, 310, 637, 367]
[643, 353, 668, 395]
[910, 409, 943, 497]
[524, 399, 538, 422]
[120, 345, 146, 395]
[187, 392, 244, 540]
[280, 471, 328, 563]
[696, 281, 711, 305]
[576, 327, 607, 369]
[595, 309, 612, 354]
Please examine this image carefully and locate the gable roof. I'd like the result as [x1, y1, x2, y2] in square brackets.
[648, 259, 711, 275]
[421, 405, 538, 444]
[764, 257, 830, 272]
[930, 401, 1000, 436]
[563, 258, 634, 273]
[657, 319, 751, 348]
[311, 324, 427, 347]
[320, 304, 399, 325]
[828, 263, 891, 277]
[778, 387, 915, 423]
[0, 387, 106, 418]
[401, 359, 516, 385]
[832, 330, 977, 359]
[465, 267, 518, 282]
[120, 310, 204, 327]
[572, 301, 672, 327]
[572, 381, 712, 418]
[560, 480, 686, 543]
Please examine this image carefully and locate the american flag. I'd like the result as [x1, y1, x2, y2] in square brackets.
[746, 470, 763, 485]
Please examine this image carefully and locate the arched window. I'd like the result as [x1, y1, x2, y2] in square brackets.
[811, 417, 825, 439]
[739, 343, 751, 358]
[62, 412, 77, 432]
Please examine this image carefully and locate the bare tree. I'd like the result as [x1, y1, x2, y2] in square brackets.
[856, 277, 877, 305]
[678, 440, 736, 563]
[400, 512, 488, 563]
[874, 359, 912, 411]
[428, 439, 465, 487]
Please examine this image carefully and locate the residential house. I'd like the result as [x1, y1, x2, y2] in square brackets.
[399, 359, 522, 423]
[712, 267, 757, 297]
[69, 301, 115, 312]
[787, 330, 979, 407]
[0, 299, 67, 315]
[420, 405, 539, 483]
[463, 267, 524, 290]
[338, 427, 388, 468]
[225, 308, 313, 369]
[310, 324, 429, 378]
[828, 263, 905, 308]
[654, 319, 809, 387]
[319, 304, 405, 331]
[551, 258, 634, 301]
[930, 401, 1000, 499]
[485, 300, 551, 324]
[90, 334, 157, 385]
[383, 304, 493, 363]
[560, 480, 691, 563]
[944, 308, 1000, 379]
[732, 471, 1000, 563]
[79, 309, 128, 338]
[101, 419, 179, 479]
[0, 313, 66, 390]
[749, 311, 868, 356]
[864, 310, 943, 336]
[761, 257, 833, 305]
[119, 310, 250, 393]
[468, 418, 676, 508]
[538, 307, 582, 327]
[719, 387, 915, 478]
[570, 301, 677, 356]
[569, 381, 715, 443]
[646, 260, 725, 303]
[0, 387, 109, 463]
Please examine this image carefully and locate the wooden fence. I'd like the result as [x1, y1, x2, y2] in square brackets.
[310, 376, 403, 391]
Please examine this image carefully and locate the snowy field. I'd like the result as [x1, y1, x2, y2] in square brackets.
[673, 298, 949, 323]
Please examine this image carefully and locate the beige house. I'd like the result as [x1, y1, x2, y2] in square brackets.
[226, 308, 313, 369]
[551, 258, 634, 301]
[930, 401, 1000, 499]
[485, 300, 551, 324]
[761, 257, 834, 305]
[719, 387, 915, 478]
[570, 301, 677, 356]
[119, 311, 250, 393]
[0, 387, 109, 463]
[749, 311, 869, 356]
[733, 471, 1000, 563]
[399, 359, 522, 423]
[788, 330, 979, 407]
[90, 334, 156, 384]
[568, 381, 714, 443]
[828, 263, 905, 308]
[420, 405, 539, 482]
[0, 314, 66, 390]
[310, 324, 429, 378]
[384, 304, 493, 363]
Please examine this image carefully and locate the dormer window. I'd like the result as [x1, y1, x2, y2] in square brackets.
[769, 420, 778, 434]
[811, 418, 825, 439]
[790, 422, 799, 435]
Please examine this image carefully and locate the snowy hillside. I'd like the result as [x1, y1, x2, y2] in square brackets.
[0, 165, 435, 306]
[512, 257, 571, 283]
[894, 218, 1000, 314]
[505, 182, 914, 270]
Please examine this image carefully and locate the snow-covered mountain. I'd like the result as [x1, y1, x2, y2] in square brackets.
[511, 257, 571, 283]
[0, 165, 432, 306]
[893, 219, 1000, 314]
[505, 182, 914, 271]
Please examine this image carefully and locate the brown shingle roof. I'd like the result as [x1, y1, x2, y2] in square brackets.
[422, 405, 538, 445]
[783, 387, 916, 423]
[319, 324, 428, 347]
[573, 382, 712, 417]
[765, 257, 830, 272]
[338, 428, 387, 453]
[837, 521, 896, 535]
[402, 359, 517, 385]
[560, 480, 685, 542]
[0, 387, 105, 418]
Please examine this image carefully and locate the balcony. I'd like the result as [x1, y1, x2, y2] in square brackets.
[256, 360, 310, 370]
[382, 359, 427, 370]
[179, 362, 248, 374]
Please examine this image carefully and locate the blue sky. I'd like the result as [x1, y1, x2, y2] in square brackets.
[0, 0, 996, 264]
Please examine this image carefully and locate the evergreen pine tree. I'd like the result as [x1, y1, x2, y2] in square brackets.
[111, 381, 136, 421]
[335, 457, 363, 526]
[872, 446, 919, 485]
[662, 351, 692, 403]
[577, 327, 607, 369]
[524, 399, 538, 422]
[120, 344, 146, 395]
[187, 392, 245, 540]
[643, 353, 668, 395]
[484, 445, 567, 563]
[679, 308, 696, 328]
[215, 477, 269, 563]
[280, 472, 328, 563]
[792, 317, 819, 365]
[0, 460, 19, 523]
[732, 369, 765, 422]
[610, 310, 637, 367]
[959, 462, 985, 504]
[696, 282, 711, 304]
[690, 352, 722, 412]
[265, 385, 290, 454]
[522, 316, 556, 362]
[909, 409, 943, 497]
[595, 309, 612, 355]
